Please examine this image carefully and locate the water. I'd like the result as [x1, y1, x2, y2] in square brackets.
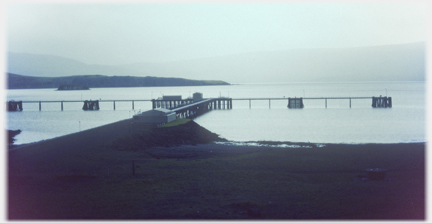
[6, 82, 426, 145]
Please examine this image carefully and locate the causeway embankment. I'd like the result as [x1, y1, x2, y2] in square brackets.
[8, 119, 425, 219]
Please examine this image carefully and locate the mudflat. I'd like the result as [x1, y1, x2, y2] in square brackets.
[8, 119, 425, 219]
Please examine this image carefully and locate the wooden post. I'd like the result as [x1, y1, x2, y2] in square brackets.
[39, 101, 41, 111]
[132, 100, 134, 110]
[61, 101, 63, 111]
[113, 101, 116, 110]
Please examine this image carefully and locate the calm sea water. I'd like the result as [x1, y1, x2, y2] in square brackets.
[6, 82, 426, 145]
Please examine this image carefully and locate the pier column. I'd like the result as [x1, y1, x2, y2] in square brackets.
[152, 100, 156, 109]
[372, 96, 392, 108]
[113, 101, 116, 110]
[349, 98, 351, 108]
[288, 98, 304, 109]
[269, 99, 271, 109]
[249, 99, 251, 109]
[39, 101, 41, 111]
[61, 101, 63, 111]
[7, 101, 23, 111]
[325, 98, 327, 108]
[132, 101, 134, 110]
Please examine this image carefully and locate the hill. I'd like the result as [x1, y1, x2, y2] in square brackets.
[7, 42, 425, 84]
[6, 73, 229, 89]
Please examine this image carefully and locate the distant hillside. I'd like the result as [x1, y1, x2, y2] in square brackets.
[121, 42, 424, 83]
[7, 73, 230, 89]
[7, 42, 425, 83]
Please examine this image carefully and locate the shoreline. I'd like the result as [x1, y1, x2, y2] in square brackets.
[8, 125, 426, 151]
[8, 119, 425, 219]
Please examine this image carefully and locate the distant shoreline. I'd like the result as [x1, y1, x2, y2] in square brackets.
[7, 73, 230, 89]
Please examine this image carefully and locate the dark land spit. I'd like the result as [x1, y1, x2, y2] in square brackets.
[8, 119, 425, 219]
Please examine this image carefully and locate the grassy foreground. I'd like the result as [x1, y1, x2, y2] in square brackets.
[8, 119, 425, 219]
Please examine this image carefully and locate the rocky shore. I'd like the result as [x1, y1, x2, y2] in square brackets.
[8, 119, 425, 219]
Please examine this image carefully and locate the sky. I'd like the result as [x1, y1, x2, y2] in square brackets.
[4, 1, 428, 65]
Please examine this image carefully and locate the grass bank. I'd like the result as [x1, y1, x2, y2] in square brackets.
[8, 119, 425, 219]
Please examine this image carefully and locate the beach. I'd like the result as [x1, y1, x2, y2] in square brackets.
[8, 119, 425, 219]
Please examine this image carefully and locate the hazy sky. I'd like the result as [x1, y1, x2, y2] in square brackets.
[6, 1, 427, 65]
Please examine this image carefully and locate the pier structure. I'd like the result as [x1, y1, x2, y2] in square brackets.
[232, 97, 386, 109]
[288, 98, 304, 108]
[372, 96, 392, 108]
[152, 98, 194, 110]
[82, 100, 100, 111]
[7, 101, 23, 111]
[153, 97, 233, 119]
[8, 96, 391, 111]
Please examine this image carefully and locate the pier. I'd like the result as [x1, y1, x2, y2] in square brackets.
[168, 98, 232, 118]
[7, 96, 391, 112]
[231, 96, 390, 109]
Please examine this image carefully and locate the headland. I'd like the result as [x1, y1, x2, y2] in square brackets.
[8, 119, 425, 219]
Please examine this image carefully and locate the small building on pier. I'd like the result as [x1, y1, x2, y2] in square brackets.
[193, 92, 203, 101]
[133, 108, 176, 125]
